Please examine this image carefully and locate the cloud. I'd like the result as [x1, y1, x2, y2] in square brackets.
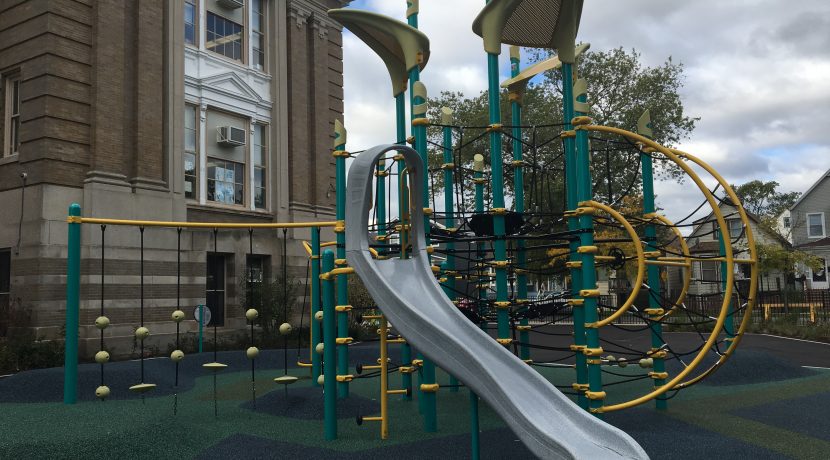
[339, 0, 830, 225]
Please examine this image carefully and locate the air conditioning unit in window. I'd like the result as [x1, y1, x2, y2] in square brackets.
[217, 126, 246, 147]
[217, 0, 243, 9]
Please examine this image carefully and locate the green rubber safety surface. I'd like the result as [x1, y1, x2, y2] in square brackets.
[2, 346, 829, 458]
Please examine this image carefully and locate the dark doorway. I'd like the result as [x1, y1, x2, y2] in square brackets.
[0, 248, 10, 337]
[206, 254, 226, 327]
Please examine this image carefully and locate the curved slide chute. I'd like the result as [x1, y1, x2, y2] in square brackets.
[346, 144, 648, 459]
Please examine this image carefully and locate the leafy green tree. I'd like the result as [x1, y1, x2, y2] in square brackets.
[426, 47, 698, 215]
[426, 48, 697, 288]
[730, 180, 800, 221]
[727, 180, 801, 243]
[728, 180, 815, 284]
[756, 242, 821, 278]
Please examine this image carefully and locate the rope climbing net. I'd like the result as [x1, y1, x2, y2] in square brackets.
[345, 117, 758, 413]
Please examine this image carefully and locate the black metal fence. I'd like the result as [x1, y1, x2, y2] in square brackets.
[522, 288, 830, 327]
[666, 289, 830, 326]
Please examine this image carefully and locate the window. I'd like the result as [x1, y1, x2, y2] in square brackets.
[247, 255, 266, 284]
[783, 216, 791, 228]
[245, 255, 268, 311]
[206, 254, 226, 326]
[206, 12, 243, 62]
[207, 158, 244, 205]
[246, 255, 269, 288]
[727, 219, 743, 239]
[738, 263, 751, 280]
[184, 105, 198, 199]
[185, 1, 197, 45]
[807, 213, 825, 238]
[4, 74, 20, 157]
[252, 0, 265, 70]
[812, 258, 827, 283]
[253, 124, 267, 209]
[700, 261, 719, 283]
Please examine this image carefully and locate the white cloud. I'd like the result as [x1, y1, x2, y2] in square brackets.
[340, 0, 830, 225]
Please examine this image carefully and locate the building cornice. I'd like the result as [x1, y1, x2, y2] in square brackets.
[288, 0, 343, 31]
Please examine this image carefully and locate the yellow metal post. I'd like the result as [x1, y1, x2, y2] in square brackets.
[380, 315, 389, 439]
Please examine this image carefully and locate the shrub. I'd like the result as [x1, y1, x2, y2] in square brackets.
[238, 269, 300, 336]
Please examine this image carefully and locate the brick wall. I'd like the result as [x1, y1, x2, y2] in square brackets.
[0, 0, 94, 191]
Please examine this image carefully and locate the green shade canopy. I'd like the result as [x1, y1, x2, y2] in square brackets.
[328, 9, 430, 97]
[472, 0, 584, 60]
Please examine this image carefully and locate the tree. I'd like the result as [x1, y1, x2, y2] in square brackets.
[756, 243, 821, 277]
[731, 180, 800, 221]
[426, 48, 697, 289]
[426, 47, 698, 215]
[728, 180, 801, 242]
[728, 180, 816, 285]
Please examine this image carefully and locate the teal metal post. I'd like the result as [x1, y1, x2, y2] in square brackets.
[573, 74, 604, 417]
[638, 111, 667, 409]
[407, 3, 437, 433]
[474, 155, 487, 328]
[470, 154, 486, 459]
[509, 46, 530, 361]
[485, 49, 511, 346]
[440, 109, 460, 392]
[198, 304, 204, 353]
[396, 92, 413, 400]
[397, 93, 410, 258]
[63, 203, 81, 404]
[311, 229, 322, 385]
[564, 64, 589, 410]
[334, 121, 350, 399]
[376, 144, 387, 257]
[322, 250, 337, 439]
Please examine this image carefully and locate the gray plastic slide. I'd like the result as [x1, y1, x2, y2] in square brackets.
[346, 144, 649, 459]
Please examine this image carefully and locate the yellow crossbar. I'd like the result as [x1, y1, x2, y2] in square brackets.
[75, 217, 337, 229]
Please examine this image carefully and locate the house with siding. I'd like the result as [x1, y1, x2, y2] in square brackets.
[684, 200, 789, 295]
[790, 169, 830, 289]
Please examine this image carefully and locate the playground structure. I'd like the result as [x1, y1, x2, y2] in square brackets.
[60, 1, 759, 458]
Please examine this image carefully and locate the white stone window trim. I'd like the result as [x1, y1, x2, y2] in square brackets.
[198, 102, 208, 205]
[185, 0, 199, 48]
[187, 99, 270, 212]
[184, 103, 200, 201]
[249, 121, 268, 211]
[249, 0, 268, 74]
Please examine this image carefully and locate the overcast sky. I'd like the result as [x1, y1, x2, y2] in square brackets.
[339, 0, 830, 224]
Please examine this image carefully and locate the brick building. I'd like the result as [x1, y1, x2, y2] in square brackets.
[0, 0, 349, 356]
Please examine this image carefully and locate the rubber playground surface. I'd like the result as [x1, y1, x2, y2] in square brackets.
[1, 331, 828, 459]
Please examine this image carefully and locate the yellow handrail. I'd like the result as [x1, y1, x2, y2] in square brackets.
[579, 125, 737, 412]
[667, 148, 758, 390]
[579, 200, 645, 328]
[72, 216, 338, 229]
